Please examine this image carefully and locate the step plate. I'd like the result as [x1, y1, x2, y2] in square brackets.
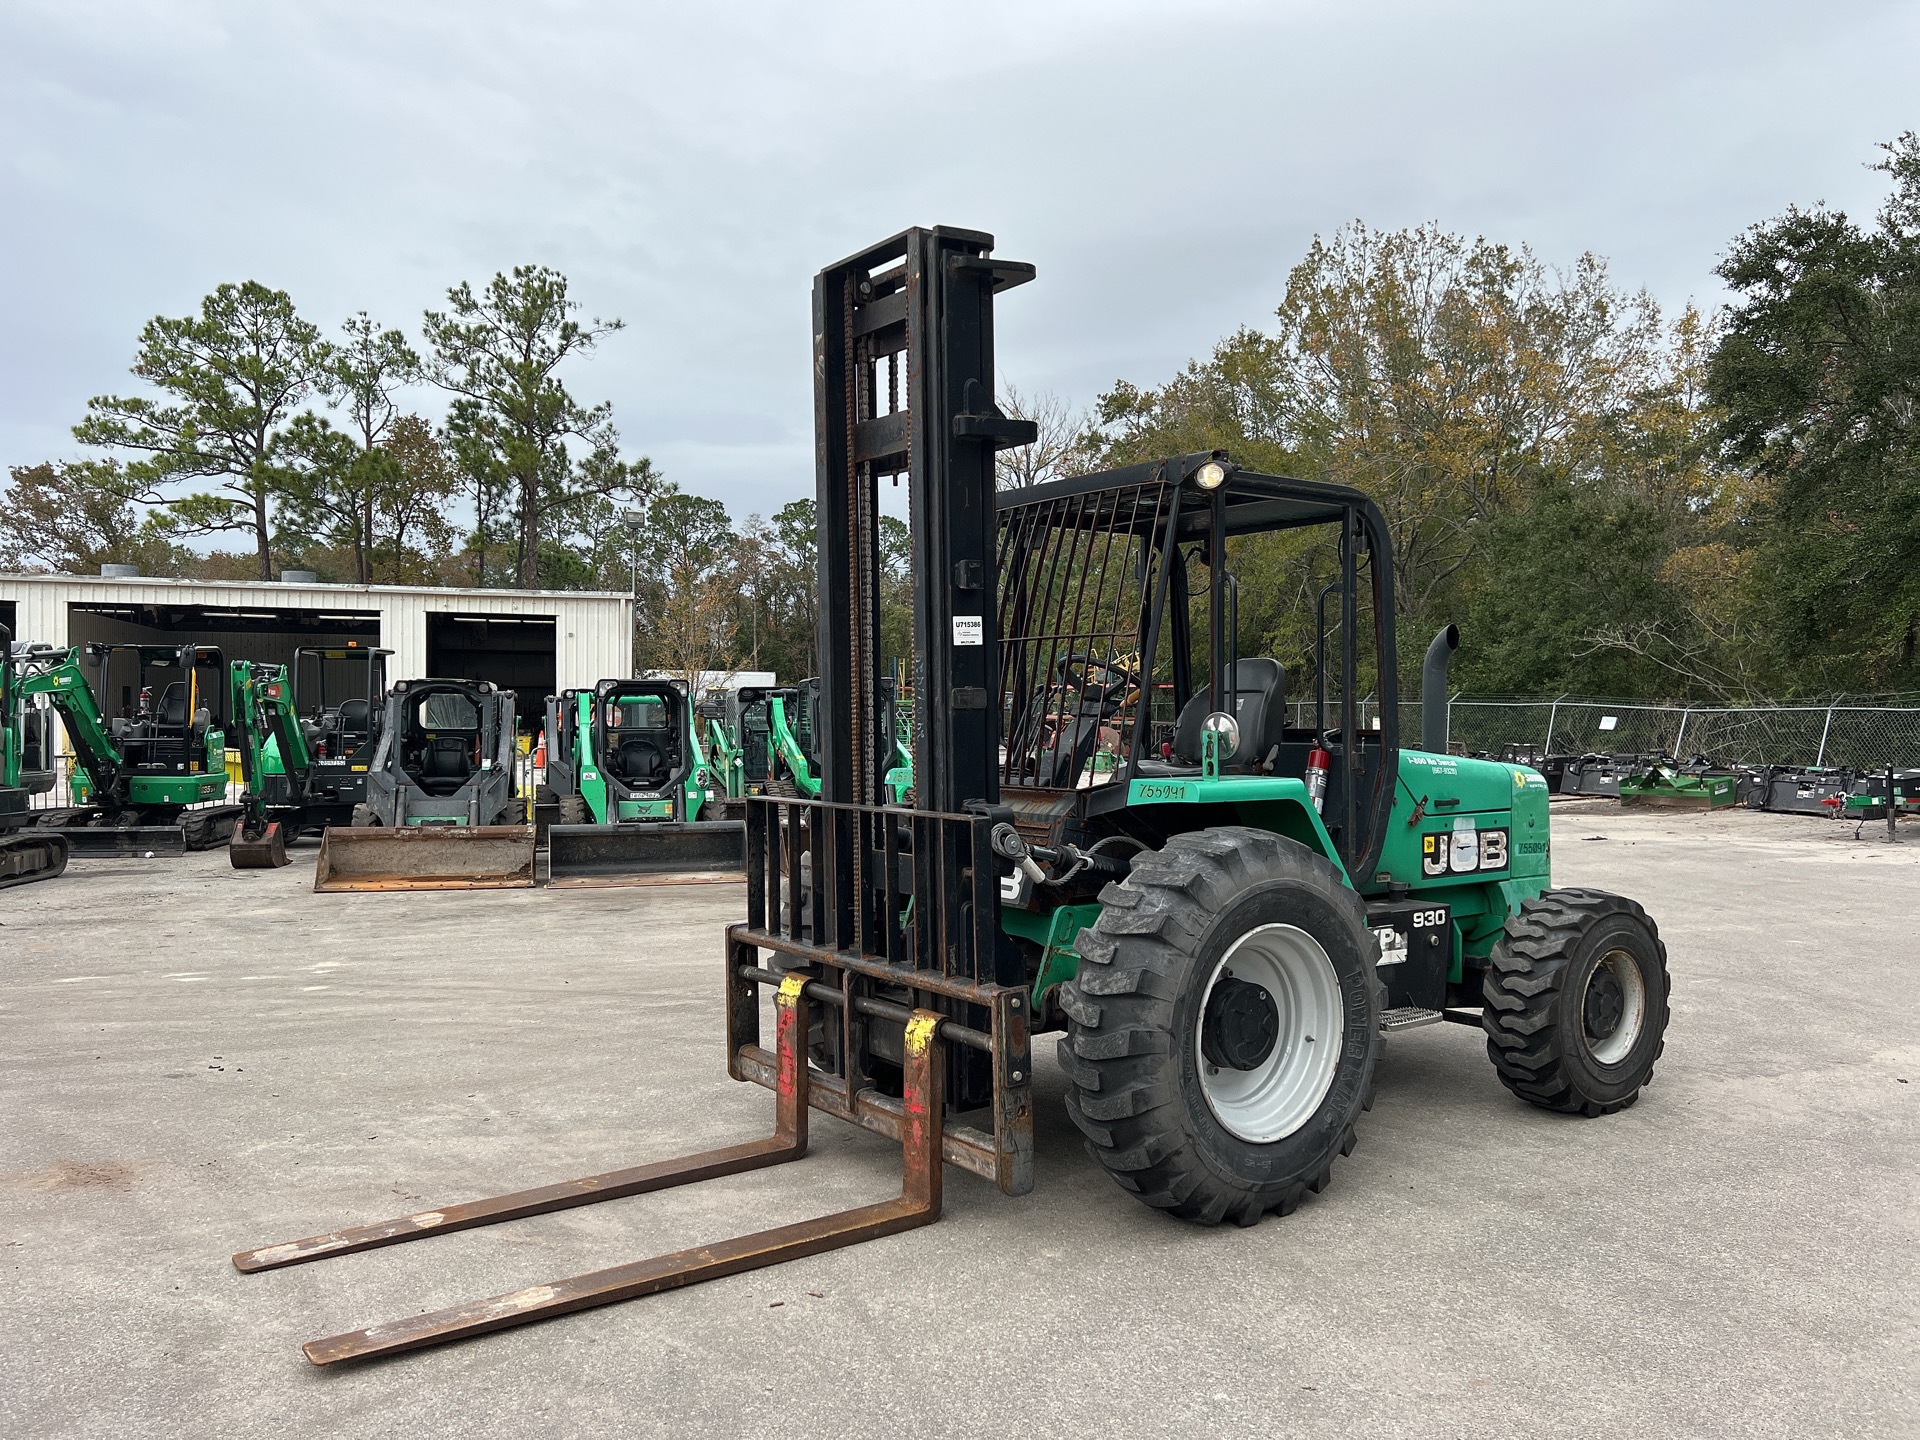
[1380, 1006, 1444, 1032]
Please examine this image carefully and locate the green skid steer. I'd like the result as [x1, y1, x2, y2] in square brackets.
[541, 678, 744, 886]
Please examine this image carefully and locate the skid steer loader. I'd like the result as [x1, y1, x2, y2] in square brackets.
[240, 226, 1670, 1365]
[312, 677, 531, 891]
[540, 678, 744, 886]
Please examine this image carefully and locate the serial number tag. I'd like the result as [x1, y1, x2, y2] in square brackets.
[1136, 782, 1190, 802]
[952, 615, 984, 646]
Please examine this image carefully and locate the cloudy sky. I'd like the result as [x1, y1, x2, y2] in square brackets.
[3, 0, 1915, 522]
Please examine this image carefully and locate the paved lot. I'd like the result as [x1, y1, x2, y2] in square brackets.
[1, 804, 1915, 1439]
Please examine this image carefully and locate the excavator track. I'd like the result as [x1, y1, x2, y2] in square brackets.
[0, 831, 68, 890]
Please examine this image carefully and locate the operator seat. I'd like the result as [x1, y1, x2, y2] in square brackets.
[156, 683, 188, 729]
[613, 735, 667, 787]
[1171, 658, 1287, 769]
[416, 734, 474, 795]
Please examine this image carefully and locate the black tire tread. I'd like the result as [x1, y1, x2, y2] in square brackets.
[1482, 886, 1670, 1116]
[1058, 826, 1378, 1227]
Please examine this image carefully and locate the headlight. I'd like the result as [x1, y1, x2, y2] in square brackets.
[1202, 711, 1240, 753]
[1194, 459, 1228, 490]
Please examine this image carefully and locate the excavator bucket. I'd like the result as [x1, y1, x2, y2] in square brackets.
[228, 818, 290, 869]
[313, 824, 537, 892]
[545, 820, 745, 888]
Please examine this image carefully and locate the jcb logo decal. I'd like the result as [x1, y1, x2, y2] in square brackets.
[1421, 828, 1508, 877]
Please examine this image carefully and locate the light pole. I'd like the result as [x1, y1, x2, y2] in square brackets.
[623, 507, 644, 673]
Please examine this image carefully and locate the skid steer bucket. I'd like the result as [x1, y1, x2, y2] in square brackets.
[545, 820, 745, 887]
[313, 824, 537, 892]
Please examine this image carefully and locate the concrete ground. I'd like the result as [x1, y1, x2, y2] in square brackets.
[1, 803, 1915, 1440]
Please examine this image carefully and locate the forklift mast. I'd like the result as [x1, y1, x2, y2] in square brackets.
[812, 226, 1035, 815]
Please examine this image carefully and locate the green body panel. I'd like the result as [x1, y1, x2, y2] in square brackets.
[1000, 903, 1103, 1012]
[885, 739, 913, 805]
[576, 691, 610, 821]
[767, 697, 820, 798]
[1373, 750, 1551, 892]
[1013, 748, 1552, 997]
[129, 767, 228, 806]
[1126, 775, 1350, 880]
[262, 734, 287, 777]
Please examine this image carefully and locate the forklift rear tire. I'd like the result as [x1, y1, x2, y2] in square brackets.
[1481, 888, 1669, 1116]
[1058, 827, 1382, 1227]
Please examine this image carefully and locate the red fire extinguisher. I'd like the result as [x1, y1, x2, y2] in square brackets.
[1305, 742, 1331, 813]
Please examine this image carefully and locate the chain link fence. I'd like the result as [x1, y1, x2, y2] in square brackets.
[1284, 696, 1920, 771]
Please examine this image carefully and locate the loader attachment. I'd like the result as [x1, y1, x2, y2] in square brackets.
[234, 975, 946, 1365]
[544, 819, 745, 887]
[50, 822, 189, 857]
[35, 803, 243, 856]
[312, 824, 536, 892]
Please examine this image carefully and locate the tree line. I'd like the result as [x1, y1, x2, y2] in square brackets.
[5, 134, 1915, 699]
[1073, 134, 1920, 701]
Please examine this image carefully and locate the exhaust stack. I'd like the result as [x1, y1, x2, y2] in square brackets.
[1422, 624, 1460, 755]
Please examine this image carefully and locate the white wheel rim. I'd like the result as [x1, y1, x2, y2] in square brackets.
[1583, 947, 1647, 1065]
[1195, 923, 1345, 1143]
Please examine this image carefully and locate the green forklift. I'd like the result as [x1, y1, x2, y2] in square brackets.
[541, 678, 744, 885]
[17, 642, 241, 853]
[1, 626, 68, 888]
[239, 226, 1671, 1363]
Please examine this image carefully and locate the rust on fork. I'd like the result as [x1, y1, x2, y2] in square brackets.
[233, 974, 949, 1366]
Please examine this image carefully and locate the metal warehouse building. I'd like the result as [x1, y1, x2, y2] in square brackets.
[0, 570, 635, 729]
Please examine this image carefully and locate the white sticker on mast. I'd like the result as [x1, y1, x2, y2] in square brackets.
[952, 615, 984, 646]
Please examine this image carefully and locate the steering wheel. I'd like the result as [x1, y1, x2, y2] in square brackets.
[1052, 653, 1137, 700]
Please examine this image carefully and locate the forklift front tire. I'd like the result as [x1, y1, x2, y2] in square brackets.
[1059, 827, 1382, 1227]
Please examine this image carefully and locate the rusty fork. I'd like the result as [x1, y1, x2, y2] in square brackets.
[233, 975, 947, 1365]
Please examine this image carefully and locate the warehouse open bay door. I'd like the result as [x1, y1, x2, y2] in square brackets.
[425, 614, 556, 731]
